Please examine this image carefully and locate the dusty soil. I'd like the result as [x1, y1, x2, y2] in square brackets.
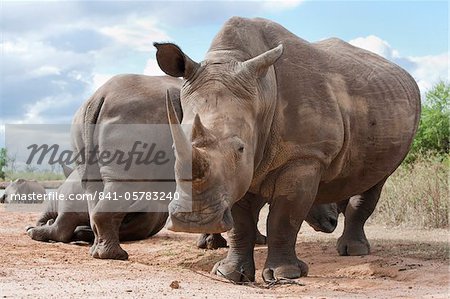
[0, 206, 448, 298]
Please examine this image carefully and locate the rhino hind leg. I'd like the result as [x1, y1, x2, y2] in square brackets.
[337, 178, 387, 256]
[90, 210, 128, 260]
[27, 212, 81, 243]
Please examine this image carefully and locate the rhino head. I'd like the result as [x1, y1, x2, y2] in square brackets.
[155, 42, 283, 233]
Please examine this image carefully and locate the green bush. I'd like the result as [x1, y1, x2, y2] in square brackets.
[0, 148, 6, 180]
[406, 81, 449, 163]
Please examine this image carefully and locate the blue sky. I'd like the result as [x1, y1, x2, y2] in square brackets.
[0, 0, 448, 146]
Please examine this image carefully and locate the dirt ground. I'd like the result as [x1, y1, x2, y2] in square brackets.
[0, 206, 448, 299]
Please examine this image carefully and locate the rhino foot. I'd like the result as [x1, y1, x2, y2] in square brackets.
[337, 235, 370, 256]
[197, 234, 228, 250]
[91, 241, 128, 260]
[211, 256, 255, 282]
[26, 226, 50, 242]
[262, 258, 308, 282]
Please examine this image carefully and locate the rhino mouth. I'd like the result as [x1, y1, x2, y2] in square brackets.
[167, 200, 233, 233]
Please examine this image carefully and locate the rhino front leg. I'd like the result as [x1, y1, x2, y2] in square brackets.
[337, 179, 386, 256]
[211, 193, 264, 282]
[263, 160, 321, 282]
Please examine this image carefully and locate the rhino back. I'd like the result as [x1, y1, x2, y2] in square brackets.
[95, 75, 182, 124]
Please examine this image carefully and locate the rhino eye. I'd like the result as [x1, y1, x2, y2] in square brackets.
[238, 146, 244, 153]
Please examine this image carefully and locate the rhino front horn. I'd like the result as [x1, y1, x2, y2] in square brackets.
[166, 90, 191, 162]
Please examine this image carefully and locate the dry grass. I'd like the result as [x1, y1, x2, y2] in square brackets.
[371, 156, 449, 228]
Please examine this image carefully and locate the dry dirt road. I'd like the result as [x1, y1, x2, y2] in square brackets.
[0, 206, 448, 298]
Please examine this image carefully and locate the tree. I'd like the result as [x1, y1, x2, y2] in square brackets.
[407, 81, 450, 162]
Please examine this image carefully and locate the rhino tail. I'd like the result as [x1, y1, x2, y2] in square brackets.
[80, 95, 105, 190]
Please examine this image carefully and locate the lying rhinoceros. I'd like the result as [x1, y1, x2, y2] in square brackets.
[155, 17, 421, 282]
[1, 179, 46, 204]
[26, 165, 166, 243]
[70, 75, 183, 260]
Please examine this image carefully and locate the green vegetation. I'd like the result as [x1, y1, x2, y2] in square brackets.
[0, 148, 6, 180]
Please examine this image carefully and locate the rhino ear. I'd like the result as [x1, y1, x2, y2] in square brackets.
[241, 44, 283, 78]
[154, 42, 199, 80]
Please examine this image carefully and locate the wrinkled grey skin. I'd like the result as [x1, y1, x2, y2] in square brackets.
[26, 165, 166, 243]
[155, 17, 420, 282]
[198, 202, 338, 249]
[72, 75, 181, 260]
[1, 179, 46, 204]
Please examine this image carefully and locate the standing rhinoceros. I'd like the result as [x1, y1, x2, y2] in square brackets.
[154, 17, 420, 282]
[1, 179, 46, 204]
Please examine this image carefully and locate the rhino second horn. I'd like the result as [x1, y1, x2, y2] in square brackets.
[240, 44, 284, 78]
[166, 90, 191, 162]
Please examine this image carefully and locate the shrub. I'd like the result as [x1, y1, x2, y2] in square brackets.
[406, 81, 449, 163]
[0, 148, 6, 180]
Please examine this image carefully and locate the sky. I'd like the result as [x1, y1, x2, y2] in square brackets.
[0, 0, 448, 147]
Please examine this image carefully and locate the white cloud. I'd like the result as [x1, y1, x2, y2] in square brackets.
[98, 17, 170, 52]
[2, 38, 93, 81]
[349, 35, 399, 59]
[21, 95, 73, 124]
[408, 53, 448, 92]
[143, 59, 166, 76]
[1, 13, 170, 126]
[29, 66, 61, 78]
[349, 35, 448, 94]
